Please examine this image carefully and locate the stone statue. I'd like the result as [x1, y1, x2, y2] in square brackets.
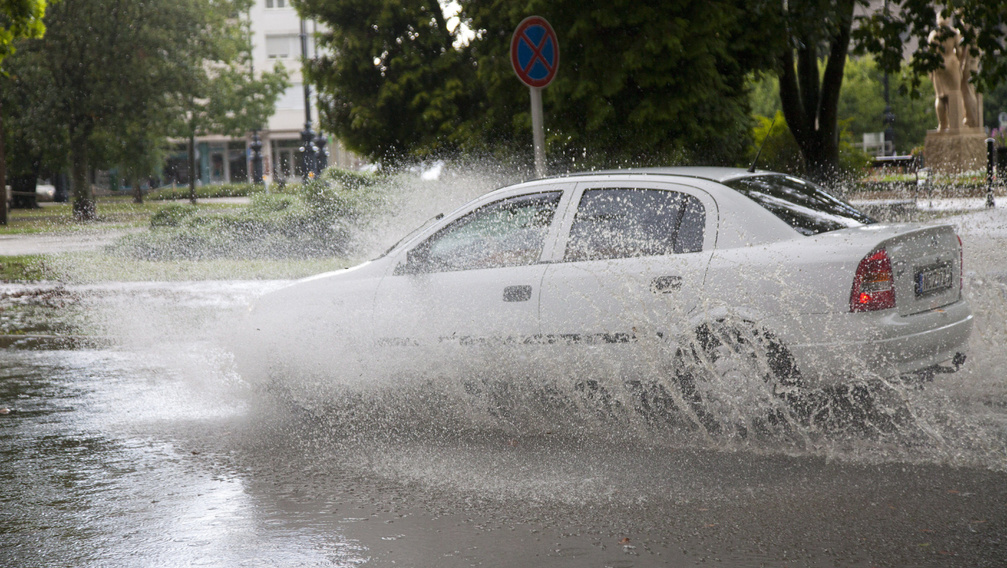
[929, 12, 963, 131]
[958, 16, 982, 128]
[923, 12, 988, 173]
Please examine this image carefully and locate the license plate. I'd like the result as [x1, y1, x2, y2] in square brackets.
[915, 263, 953, 296]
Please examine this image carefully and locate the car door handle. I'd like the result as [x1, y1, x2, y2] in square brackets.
[503, 285, 533, 302]
[651, 275, 682, 293]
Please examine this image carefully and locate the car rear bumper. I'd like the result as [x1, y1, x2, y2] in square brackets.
[774, 297, 973, 386]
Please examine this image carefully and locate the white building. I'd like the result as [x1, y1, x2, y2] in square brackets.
[167, 0, 359, 186]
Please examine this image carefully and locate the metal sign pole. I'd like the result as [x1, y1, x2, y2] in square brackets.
[530, 87, 545, 178]
[511, 16, 558, 179]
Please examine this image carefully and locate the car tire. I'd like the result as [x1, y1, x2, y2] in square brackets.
[677, 320, 801, 436]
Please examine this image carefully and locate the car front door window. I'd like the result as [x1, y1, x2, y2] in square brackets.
[416, 192, 563, 272]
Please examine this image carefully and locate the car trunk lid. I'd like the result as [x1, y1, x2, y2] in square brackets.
[880, 225, 962, 316]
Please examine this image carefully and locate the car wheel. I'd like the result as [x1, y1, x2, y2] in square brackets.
[677, 320, 801, 436]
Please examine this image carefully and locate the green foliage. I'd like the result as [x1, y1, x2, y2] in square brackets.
[173, 0, 289, 140]
[853, 0, 1007, 97]
[750, 111, 870, 178]
[752, 57, 936, 157]
[297, 0, 471, 164]
[985, 79, 1007, 130]
[1, 43, 67, 179]
[146, 182, 259, 201]
[837, 56, 933, 154]
[469, 0, 779, 168]
[749, 112, 803, 175]
[149, 203, 198, 228]
[749, 73, 781, 118]
[297, 0, 779, 168]
[0, 0, 47, 65]
[2, 0, 289, 220]
[0, 254, 54, 282]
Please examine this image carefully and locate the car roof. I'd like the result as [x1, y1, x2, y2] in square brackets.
[547, 166, 777, 184]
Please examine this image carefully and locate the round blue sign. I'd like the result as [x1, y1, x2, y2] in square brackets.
[511, 16, 559, 88]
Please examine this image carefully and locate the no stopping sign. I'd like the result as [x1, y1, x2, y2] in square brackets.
[511, 16, 559, 88]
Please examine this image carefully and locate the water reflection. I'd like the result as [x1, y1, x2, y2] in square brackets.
[1, 342, 367, 567]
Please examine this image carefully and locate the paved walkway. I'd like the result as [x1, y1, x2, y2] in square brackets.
[0, 229, 139, 256]
[850, 196, 1003, 212]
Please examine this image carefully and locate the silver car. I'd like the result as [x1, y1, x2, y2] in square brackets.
[236, 168, 972, 430]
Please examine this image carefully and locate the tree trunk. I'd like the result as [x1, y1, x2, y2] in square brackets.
[131, 175, 142, 204]
[777, 0, 855, 182]
[0, 95, 8, 226]
[70, 131, 96, 221]
[188, 132, 197, 204]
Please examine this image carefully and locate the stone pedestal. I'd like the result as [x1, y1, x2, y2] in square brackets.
[924, 128, 988, 174]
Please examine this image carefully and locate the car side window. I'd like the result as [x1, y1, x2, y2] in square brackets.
[411, 191, 563, 272]
[564, 188, 705, 262]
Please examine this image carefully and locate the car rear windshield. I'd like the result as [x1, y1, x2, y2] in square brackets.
[724, 175, 874, 236]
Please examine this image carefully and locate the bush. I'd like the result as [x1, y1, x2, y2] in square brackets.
[749, 112, 804, 174]
[112, 168, 385, 261]
[749, 111, 872, 179]
[149, 203, 198, 227]
[147, 182, 259, 201]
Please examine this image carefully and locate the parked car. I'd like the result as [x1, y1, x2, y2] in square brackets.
[235, 168, 972, 430]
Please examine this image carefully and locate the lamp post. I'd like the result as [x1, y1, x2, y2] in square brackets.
[314, 132, 328, 171]
[248, 42, 264, 185]
[882, 0, 895, 156]
[883, 74, 895, 156]
[250, 130, 264, 184]
[299, 18, 318, 183]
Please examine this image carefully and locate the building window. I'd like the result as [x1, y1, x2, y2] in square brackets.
[265, 34, 298, 59]
[276, 84, 306, 110]
[265, 0, 286, 8]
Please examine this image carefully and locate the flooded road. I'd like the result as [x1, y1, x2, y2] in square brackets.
[4, 208, 1007, 566]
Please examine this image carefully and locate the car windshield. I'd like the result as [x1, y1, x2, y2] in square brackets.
[724, 174, 874, 236]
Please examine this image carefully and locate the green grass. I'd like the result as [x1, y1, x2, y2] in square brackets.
[0, 195, 345, 283]
[1, 196, 246, 235]
[0, 255, 59, 282]
[0, 171, 381, 283]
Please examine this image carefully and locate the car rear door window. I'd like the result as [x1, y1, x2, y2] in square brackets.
[724, 175, 874, 236]
[418, 191, 562, 272]
[564, 188, 705, 261]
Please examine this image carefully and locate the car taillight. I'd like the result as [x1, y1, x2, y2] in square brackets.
[851, 248, 895, 312]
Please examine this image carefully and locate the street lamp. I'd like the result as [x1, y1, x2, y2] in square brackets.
[882, 0, 895, 156]
[314, 132, 328, 170]
[250, 130, 264, 184]
[299, 18, 318, 183]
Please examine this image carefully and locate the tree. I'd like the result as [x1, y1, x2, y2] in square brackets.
[461, 0, 785, 168]
[296, 0, 474, 165]
[298, 0, 1005, 176]
[297, 0, 780, 169]
[20, 0, 194, 220]
[5, 0, 288, 221]
[170, 0, 288, 203]
[836, 57, 933, 154]
[0, 0, 48, 225]
[767, 0, 1006, 179]
[754, 56, 935, 157]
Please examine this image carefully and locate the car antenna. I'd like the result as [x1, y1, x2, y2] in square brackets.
[748, 114, 778, 173]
